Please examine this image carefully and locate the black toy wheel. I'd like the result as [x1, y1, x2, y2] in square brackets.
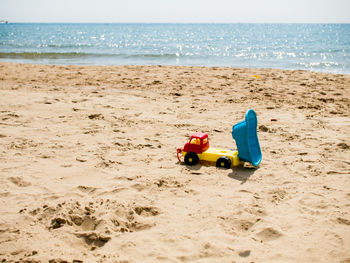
[184, 152, 199, 166]
[216, 156, 231, 169]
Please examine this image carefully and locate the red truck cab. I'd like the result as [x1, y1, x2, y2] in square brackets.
[183, 132, 210, 154]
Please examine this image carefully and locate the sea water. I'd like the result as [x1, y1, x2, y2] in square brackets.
[0, 23, 349, 74]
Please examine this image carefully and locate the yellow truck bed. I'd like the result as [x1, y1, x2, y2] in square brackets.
[182, 148, 242, 167]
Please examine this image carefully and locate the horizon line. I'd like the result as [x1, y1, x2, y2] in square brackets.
[2, 21, 350, 24]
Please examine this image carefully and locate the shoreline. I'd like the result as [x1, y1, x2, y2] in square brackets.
[0, 62, 349, 262]
[1, 61, 349, 76]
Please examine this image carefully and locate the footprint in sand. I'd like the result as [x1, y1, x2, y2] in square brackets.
[256, 227, 283, 242]
[23, 199, 161, 249]
[8, 176, 31, 187]
[88, 113, 104, 120]
[74, 231, 111, 248]
[219, 216, 258, 235]
[76, 185, 98, 194]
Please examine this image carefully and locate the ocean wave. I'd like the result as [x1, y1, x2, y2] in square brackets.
[0, 52, 105, 59]
[126, 53, 181, 58]
[0, 51, 185, 60]
[298, 61, 340, 67]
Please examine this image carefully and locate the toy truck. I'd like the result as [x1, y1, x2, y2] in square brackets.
[177, 109, 262, 168]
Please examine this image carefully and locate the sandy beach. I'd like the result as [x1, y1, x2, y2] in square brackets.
[0, 62, 349, 262]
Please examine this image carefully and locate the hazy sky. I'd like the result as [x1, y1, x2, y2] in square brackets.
[1, 0, 350, 23]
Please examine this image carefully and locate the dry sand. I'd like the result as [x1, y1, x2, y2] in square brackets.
[0, 62, 349, 263]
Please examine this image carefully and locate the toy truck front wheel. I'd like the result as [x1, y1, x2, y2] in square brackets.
[184, 152, 199, 166]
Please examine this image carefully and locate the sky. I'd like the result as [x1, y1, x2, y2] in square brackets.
[1, 0, 350, 23]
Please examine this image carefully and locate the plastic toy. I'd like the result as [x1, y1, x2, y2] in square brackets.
[177, 109, 262, 168]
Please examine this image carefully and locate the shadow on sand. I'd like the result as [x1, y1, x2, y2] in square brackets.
[178, 161, 258, 183]
[227, 165, 257, 184]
